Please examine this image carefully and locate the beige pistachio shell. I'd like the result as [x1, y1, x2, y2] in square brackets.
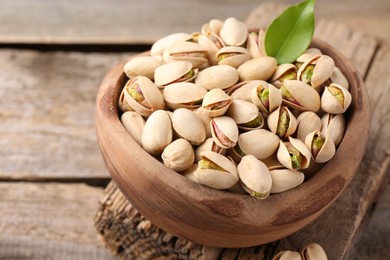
[194, 151, 238, 189]
[172, 108, 206, 145]
[210, 116, 239, 149]
[277, 137, 311, 170]
[219, 17, 248, 46]
[282, 80, 321, 112]
[251, 82, 282, 114]
[270, 63, 297, 88]
[228, 80, 260, 102]
[162, 138, 195, 172]
[273, 251, 302, 260]
[246, 29, 266, 58]
[181, 163, 199, 183]
[118, 87, 133, 113]
[331, 67, 349, 90]
[141, 110, 172, 155]
[305, 130, 336, 163]
[195, 65, 239, 90]
[237, 155, 272, 199]
[270, 168, 305, 194]
[296, 111, 322, 142]
[124, 76, 165, 117]
[296, 48, 322, 63]
[163, 41, 208, 68]
[154, 61, 196, 87]
[123, 55, 162, 80]
[217, 46, 251, 68]
[163, 82, 207, 110]
[301, 243, 328, 260]
[195, 138, 226, 162]
[238, 129, 280, 159]
[198, 32, 225, 65]
[267, 106, 297, 139]
[321, 83, 352, 114]
[202, 88, 232, 117]
[120, 111, 145, 145]
[237, 57, 277, 81]
[321, 113, 346, 146]
[227, 99, 259, 125]
[150, 33, 191, 56]
[193, 107, 212, 138]
[201, 19, 224, 35]
[297, 55, 335, 88]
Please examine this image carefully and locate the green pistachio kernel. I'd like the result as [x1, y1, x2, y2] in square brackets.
[312, 134, 325, 158]
[127, 86, 144, 102]
[279, 70, 297, 81]
[276, 108, 289, 138]
[240, 115, 262, 128]
[328, 86, 345, 107]
[280, 85, 293, 99]
[199, 159, 227, 172]
[288, 146, 302, 170]
[301, 64, 315, 85]
[218, 52, 239, 61]
[234, 144, 246, 157]
[257, 88, 270, 109]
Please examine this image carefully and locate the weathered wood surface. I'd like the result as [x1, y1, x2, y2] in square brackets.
[0, 182, 116, 260]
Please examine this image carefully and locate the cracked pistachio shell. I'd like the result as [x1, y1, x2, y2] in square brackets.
[210, 116, 239, 149]
[330, 67, 349, 90]
[219, 17, 248, 46]
[217, 46, 251, 68]
[201, 19, 224, 35]
[270, 167, 305, 194]
[123, 55, 163, 80]
[282, 80, 321, 112]
[162, 138, 195, 172]
[150, 33, 191, 56]
[296, 111, 322, 142]
[193, 107, 212, 138]
[195, 138, 226, 162]
[246, 29, 266, 58]
[305, 130, 336, 163]
[198, 32, 225, 65]
[227, 99, 264, 130]
[163, 41, 208, 68]
[270, 63, 297, 88]
[301, 243, 328, 260]
[273, 251, 302, 260]
[321, 113, 346, 146]
[141, 110, 172, 155]
[124, 76, 165, 117]
[277, 137, 311, 170]
[238, 56, 277, 81]
[194, 151, 238, 189]
[251, 82, 282, 114]
[296, 48, 322, 64]
[195, 65, 239, 90]
[201, 88, 232, 117]
[267, 106, 297, 139]
[154, 61, 197, 87]
[228, 80, 258, 102]
[163, 82, 207, 110]
[237, 129, 280, 159]
[237, 155, 272, 199]
[118, 87, 133, 113]
[297, 54, 335, 88]
[321, 83, 352, 114]
[172, 108, 206, 145]
[121, 111, 145, 145]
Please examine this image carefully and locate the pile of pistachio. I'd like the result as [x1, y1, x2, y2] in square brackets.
[119, 17, 351, 199]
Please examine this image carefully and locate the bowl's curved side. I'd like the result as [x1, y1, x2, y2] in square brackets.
[95, 38, 370, 248]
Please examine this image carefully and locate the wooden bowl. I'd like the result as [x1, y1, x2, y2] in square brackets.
[95, 38, 370, 248]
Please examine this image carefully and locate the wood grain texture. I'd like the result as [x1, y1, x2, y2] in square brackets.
[0, 182, 116, 260]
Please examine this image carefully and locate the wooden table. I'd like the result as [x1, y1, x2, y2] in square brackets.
[0, 1, 389, 259]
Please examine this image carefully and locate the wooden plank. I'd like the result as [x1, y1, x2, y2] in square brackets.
[0, 50, 133, 179]
[0, 182, 116, 259]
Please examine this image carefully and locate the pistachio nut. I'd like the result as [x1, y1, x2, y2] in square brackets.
[210, 116, 239, 149]
[237, 155, 272, 199]
[163, 41, 208, 68]
[162, 138, 195, 172]
[154, 61, 197, 87]
[277, 137, 311, 170]
[123, 55, 163, 81]
[270, 63, 297, 88]
[270, 167, 305, 194]
[194, 151, 238, 189]
[219, 17, 248, 46]
[297, 54, 335, 89]
[123, 76, 165, 117]
[273, 251, 302, 260]
[321, 113, 346, 146]
[120, 111, 145, 145]
[321, 83, 352, 114]
[301, 243, 328, 260]
[202, 88, 232, 117]
[163, 82, 207, 110]
[236, 129, 280, 159]
[172, 108, 206, 145]
[251, 82, 282, 114]
[280, 80, 321, 112]
[181, 163, 199, 183]
[227, 99, 264, 130]
[295, 48, 322, 66]
[195, 138, 226, 162]
[217, 46, 251, 68]
[296, 111, 322, 142]
[198, 32, 225, 65]
[118, 87, 133, 113]
[330, 67, 349, 90]
[141, 110, 172, 155]
[195, 65, 239, 90]
[246, 29, 266, 58]
[201, 19, 224, 35]
[228, 80, 258, 102]
[150, 33, 191, 56]
[237, 56, 277, 81]
[267, 106, 297, 139]
[193, 107, 212, 138]
[305, 130, 336, 163]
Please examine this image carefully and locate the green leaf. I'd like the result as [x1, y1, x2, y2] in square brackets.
[265, 0, 316, 64]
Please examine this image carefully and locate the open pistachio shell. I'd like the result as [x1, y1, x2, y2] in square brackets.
[270, 167, 304, 194]
[295, 48, 323, 68]
[301, 243, 328, 260]
[172, 108, 206, 145]
[321, 113, 346, 146]
[217, 46, 251, 68]
[195, 138, 226, 162]
[270, 63, 297, 88]
[246, 29, 266, 58]
[237, 56, 277, 81]
[124, 76, 165, 117]
[201, 19, 224, 35]
[202, 88, 232, 117]
[163, 82, 207, 110]
[193, 107, 212, 138]
[150, 33, 191, 56]
[154, 61, 196, 87]
[195, 65, 239, 90]
[163, 41, 208, 68]
[124, 55, 163, 81]
[194, 151, 238, 189]
[305, 130, 336, 163]
[237, 155, 272, 199]
[273, 251, 302, 260]
[277, 137, 311, 170]
[121, 111, 145, 145]
[162, 138, 195, 172]
[251, 82, 282, 114]
[267, 106, 297, 139]
[296, 111, 322, 142]
[237, 129, 280, 159]
[281, 80, 321, 112]
[219, 17, 248, 46]
[210, 116, 239, 149]
[297, 54, 335, 89]
[141, 110, 172, 155]
[321, 83, 352, 114]
[198, 32, 225, 65]
[118, 87, 133, 113]
[228, 80, 259, 102]
[330, 67, 349, 90]
[227, 99, 260, 126]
